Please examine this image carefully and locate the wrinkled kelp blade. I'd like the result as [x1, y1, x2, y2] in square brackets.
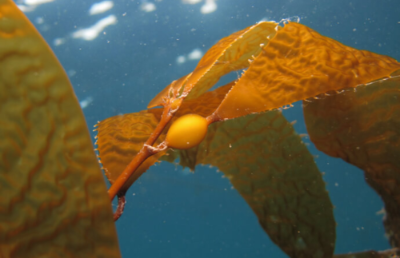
[96, 111, 166, 191]
[148, 21, 278, 108]
[0, 1, 120, 257]
[303, 73, 400, 248]
[164, 111, 335, 258]
[215, 22, 400, 120]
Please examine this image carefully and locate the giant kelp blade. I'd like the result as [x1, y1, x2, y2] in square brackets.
[148, 21, 278, 108]
[0, 1, 120, 257]
[164, 111, 336, 258]
[96, 111, 166, 191]
[215, 22, 400, 120]
[303, 73, 400, 248]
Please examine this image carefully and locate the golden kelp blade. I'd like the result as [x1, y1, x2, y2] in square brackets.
[148, 21, 278, 108]
[96, 111, 166, 191]
[303, 73, 400, 248]
[0, 1, 120, 257]
[215, 22, 400, 120]
[163, 110, 335, 257]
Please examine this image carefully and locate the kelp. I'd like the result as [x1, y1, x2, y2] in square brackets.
[147, 21, 278, 108]
[97, 19, 400, 257]
[2, 0, 400, 255]
[164, 110, 336, 257]
[304, 72, 400, 248]
[214, 23, 400, 119]
[0, 0, 120, 257]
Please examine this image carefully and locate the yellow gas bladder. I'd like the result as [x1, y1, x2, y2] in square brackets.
[165, 114, 208, 149]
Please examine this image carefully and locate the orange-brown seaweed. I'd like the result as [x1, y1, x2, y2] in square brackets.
[303, 71, 400, 248]
[97, 19, 400, 257]
[3, 0, 400, 255]
[0, 0, 120, 257]
[214, 22, 400, 120]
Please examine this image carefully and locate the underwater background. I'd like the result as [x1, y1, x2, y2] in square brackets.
[16, 0, 400, 257]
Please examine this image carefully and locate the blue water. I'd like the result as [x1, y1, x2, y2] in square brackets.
[20, 0, 400, 257]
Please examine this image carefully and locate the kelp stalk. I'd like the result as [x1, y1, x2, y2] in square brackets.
[107, 100, 174, 200]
